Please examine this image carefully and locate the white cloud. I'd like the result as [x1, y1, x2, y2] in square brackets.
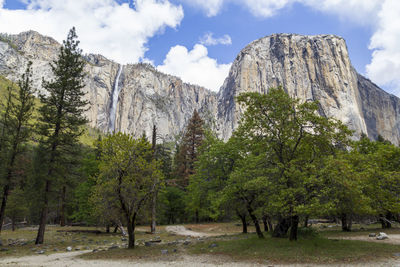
[199, 32, 232, 46]
[0, 0, 184, 64]
[179, 0, 224, 17]
[241, 0, 295, 17]
[157, 44, 231, 91]
[366, 0, 400, 95]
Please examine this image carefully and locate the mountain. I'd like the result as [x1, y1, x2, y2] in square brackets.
[0, 31, 216, 140]
[1, 31, 399, 144]
[216, 34, 400, 144]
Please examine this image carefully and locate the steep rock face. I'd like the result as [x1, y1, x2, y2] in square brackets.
[1, 31, 400, 144]
[114, 63, 217, 139]
[217, 34, 400, 144]
[0, 31, 217, 139]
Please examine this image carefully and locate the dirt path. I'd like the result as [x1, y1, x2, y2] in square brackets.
[1, 252, 399, 267]
[165, 225, 217, 237]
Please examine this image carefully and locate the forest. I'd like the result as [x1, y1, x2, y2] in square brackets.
[1, 28, 400, 251]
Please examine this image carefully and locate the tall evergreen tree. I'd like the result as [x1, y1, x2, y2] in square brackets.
[35, 27, 88, 244]
[174, 110, 204, 188]
[0, 61, 35, 233]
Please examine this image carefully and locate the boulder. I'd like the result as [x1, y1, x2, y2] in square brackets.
[369, 233, 376, 237]
[376, 232, 389, 240]
[66, 246, 72, 251]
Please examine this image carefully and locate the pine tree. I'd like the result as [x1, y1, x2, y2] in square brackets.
[0, 61, 35, 233]
[35, 27, 88, 244]
[174, 110, 204, 188]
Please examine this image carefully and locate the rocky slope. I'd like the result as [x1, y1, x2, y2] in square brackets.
[0, 31, 216, 139]
[1, 31, 399, 144]
[216, 34, 400, 144]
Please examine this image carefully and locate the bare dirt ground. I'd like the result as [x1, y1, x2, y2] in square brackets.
[1, 251, 399, 267]
[165, 225, 218, 237]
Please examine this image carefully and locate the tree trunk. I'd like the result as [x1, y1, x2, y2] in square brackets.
[113, 226, 118, 233]
[304, 216, 309, 228]
[238, 214, 247, 234]
[262, 215, 269, 232]
[150, 191, 157, 233]
[60, 186, 66, 227]
[117, 220, 127, 236]
[341, 213, 351, 232]
[11, 218, 15, 231]
[195, 209, 199, 223]
[267, 218, 273, 232]
[385, 213, 393, 228]
[150, 125, 157, 234]
[246, 205, 263, 238]
[127, 218, 136, 249]
[0, 184, 10, 233]
[35, 180, 50, 244]
[127, 213, 136, 249]
[289, 215, 299, 241]
[272, 217, 291, 238]
[106, 225, 110, 233]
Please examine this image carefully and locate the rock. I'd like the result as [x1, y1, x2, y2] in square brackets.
[75, 248, 80, 251]
[393, 253, 400, 257]
[183, 241, 191, 246]
[92, 249, 98, 253]
[216, 33, 400, 145]
[66, 246, 72, 251]
[161, 249, 168, 255]
[144, 242, 153, 247]
[0, 248, 9, 252]
[108, 245, 119, 250]
[376, 232, 389, 240]
[2, 31, 400, 145]
[173, 248, 178, 253]
[209, 243, 218, 248]
[369, 233, 376, 237]
[53, 248, 59, 252]
[121, 237, 127, 241]
[37, 250, 45, 254]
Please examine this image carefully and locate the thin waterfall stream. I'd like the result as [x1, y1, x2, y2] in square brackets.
[108, 65, 123, 132]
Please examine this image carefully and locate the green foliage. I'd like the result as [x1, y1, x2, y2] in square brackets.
[158, 186, 186, 224]
[92, 132, 163, 248]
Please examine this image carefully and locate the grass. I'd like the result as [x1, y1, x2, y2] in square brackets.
[189, 233, 400, 264]
[0, 225, 191, 258]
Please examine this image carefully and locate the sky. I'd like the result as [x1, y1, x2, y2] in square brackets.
[0, 0, 399, 95]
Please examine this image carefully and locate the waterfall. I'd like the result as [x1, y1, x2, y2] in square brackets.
[108, 65, 123, 133]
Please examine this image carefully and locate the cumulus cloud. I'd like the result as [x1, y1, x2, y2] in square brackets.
[366, 0, 400, 95]
[157, 44, 231, 91]
[178, 0, 224, 17]
[0, 0, 184, 64]
[199, 32, 232, 46]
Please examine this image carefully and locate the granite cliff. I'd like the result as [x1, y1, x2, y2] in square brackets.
[0, 31, 399, 144]
[0, 31, 216, 139]
[216, 34, 400, 144]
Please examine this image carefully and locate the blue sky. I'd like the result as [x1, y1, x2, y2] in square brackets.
[0, 0, 399, 94]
